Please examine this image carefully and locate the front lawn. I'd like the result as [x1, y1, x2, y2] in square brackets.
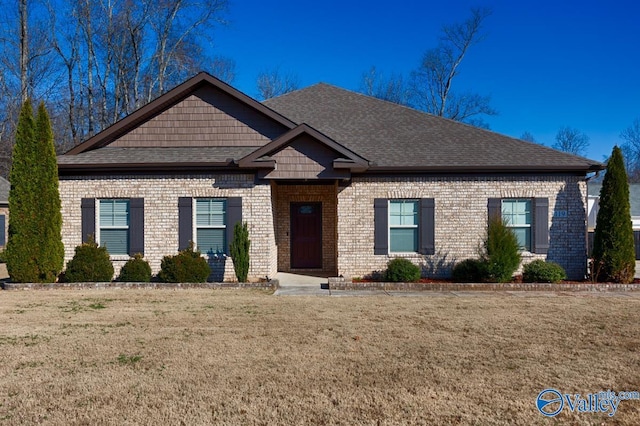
[0, 289, 638, 424]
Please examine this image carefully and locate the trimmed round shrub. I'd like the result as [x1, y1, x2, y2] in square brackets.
[523, 259, 567, 283]
[452, 258, 488, 283]
[158, 244, 210, 283]
[65, 239, 114, 282]
[384, 258, 421, 282]
[118, 253, 152, 282]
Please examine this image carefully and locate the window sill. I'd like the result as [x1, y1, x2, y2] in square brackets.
[109, 255, 131, 261]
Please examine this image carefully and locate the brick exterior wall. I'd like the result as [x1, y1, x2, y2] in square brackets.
[272, 182, 337, 274]
[59, 174, 277, 281]
[336, 174, 588, 280]
[60, 173, 588, 281]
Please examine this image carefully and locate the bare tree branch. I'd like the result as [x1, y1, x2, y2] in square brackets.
[409, 7, 496, 126]
[256, 67, 300, 100]
[359, 66, 411, 105]
[552, 126, 590, 156]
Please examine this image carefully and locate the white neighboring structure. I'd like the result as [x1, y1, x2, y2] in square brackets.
[587, 183, 640, 230]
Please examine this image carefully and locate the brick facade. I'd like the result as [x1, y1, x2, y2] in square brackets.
[59, 173, 588, 281]
[59, 174, 277, 281]
[336, 174, 588, 280]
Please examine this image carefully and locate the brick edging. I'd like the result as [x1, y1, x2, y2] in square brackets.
[1, 280, 279, 291]
[327, 278, 640, 292]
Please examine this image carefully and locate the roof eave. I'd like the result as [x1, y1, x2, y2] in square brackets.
[365, 164, 605, 174]
[58, 161, 238, 174]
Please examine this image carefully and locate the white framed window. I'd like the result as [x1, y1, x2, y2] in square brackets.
[98, 199, 129, 255]
[389, 199, 419, 253]
[195, 198, 226, 255]
[502, 199, 532, 251]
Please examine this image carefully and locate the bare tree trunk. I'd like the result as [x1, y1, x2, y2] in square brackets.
[19, 0, 28, 102]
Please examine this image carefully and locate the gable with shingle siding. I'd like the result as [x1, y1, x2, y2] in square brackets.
[110, 87, 287, 148]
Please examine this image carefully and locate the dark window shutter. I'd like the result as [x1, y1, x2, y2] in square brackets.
[0, 214, 5, 246]
[129, 198, 144, 255]
[178, 197, 193, 251]
[533, 197, 549, 254]
[81, 198, 96, 243]
[420, 198, 435, 255]
[488, 198, 502, 221]
[374, 198, 388, 255]
[226, 197, 242, 254]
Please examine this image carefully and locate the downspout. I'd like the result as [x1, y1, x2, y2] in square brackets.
[585, 171, 601, 277]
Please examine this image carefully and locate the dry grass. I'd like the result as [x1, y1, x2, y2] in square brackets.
[0, 289, 638, 425]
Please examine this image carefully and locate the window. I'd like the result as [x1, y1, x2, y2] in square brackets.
[99, 199, 129, 255]
[502, 199, 532, 250]
[196, 198, 226, 255]
[389, 200, 419, 253]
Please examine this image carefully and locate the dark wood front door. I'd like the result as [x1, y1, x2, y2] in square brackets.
[290, 202, 322, 269]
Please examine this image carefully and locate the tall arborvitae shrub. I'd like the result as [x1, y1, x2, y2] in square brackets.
[33, 102, 64, 282]
[6, 101, 64, 283]
[229, 222, 250, 282]
[592, 146, 635, 283]
[6, 100, 39, 282]
[482, 215, 521, 283]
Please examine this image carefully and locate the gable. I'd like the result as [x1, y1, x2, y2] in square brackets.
[110, 86, 288, 148]
[65, 72, 296, 156]
[262, 135, 350, 179]
[238, 124, 369, 180]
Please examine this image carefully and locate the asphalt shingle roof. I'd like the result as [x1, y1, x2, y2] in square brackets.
[57, 146, 259, 167]
[264, 83, 602, 171]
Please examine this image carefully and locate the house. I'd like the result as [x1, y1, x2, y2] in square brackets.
[57, 72, 604, 281]
[587, 183, 640, 230]
[0, 176, 8, 249]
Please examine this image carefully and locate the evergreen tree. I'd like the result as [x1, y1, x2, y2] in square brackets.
[7, 100, 39, 282]
[34, 102, 64, 281]
[6, 101, 64, 283]
[482, 215, 521, 283]
[592, 146, 635, 283]
[229, 222, 250, 282]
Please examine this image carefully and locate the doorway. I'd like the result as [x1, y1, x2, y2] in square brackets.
[290, 202, 322, 269]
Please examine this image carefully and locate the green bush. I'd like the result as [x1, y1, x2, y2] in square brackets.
[229, 222, 250, 282]
[158, 243, 210, 283]
[482, 215, 521, 283]
[118, 253, 152, 282]
[592, 146, 636, 283]
[384, 258, 421, 282]
[452, 258, 488, 282]
[65, 238, 114, 282]
[522, 260, 566, 283]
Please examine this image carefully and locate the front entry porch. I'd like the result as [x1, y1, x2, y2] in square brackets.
[272, 181, 337, 276]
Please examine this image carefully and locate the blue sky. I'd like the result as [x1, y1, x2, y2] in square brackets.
[212, 0, 639, 162]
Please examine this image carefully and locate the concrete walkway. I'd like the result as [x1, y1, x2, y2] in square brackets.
[273, 272, 331, 296]
[273, 272, 640, 297]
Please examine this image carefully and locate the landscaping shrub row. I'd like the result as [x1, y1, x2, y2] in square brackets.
[59, 222, 252, 284]
[63, 240, 211, 283]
